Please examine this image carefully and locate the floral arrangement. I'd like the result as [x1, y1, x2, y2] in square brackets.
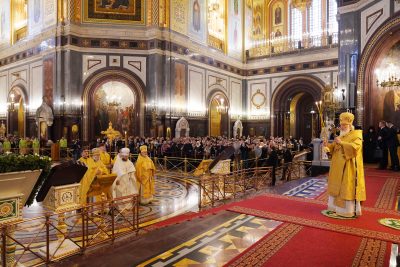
[0, 154, 52, 206]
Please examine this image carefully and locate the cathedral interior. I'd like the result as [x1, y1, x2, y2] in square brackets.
[0, 0, 400, 266]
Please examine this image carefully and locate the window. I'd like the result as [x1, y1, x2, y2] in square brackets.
[309, 0, 322, 46]
[327, 0, 338, 42]
[291, 7, 302, 44]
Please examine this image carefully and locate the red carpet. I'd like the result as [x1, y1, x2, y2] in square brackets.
[228, 193, 400, 243]
[316, 169, 400, 209]
[226, 224, 391, 267]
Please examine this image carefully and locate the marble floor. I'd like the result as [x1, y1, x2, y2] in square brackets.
[13, 169, 400, 267]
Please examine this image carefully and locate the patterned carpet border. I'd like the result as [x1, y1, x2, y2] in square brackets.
[227, 223, 303, 267]
[352, 238, 387, 267]
[259, 193, 400, 216]
[229, 206, 400, 243]
[374, 178, 399, 209]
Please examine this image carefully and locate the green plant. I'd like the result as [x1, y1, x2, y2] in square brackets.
[0, 154, 52, 206]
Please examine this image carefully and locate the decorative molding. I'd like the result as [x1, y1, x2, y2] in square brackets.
[123, 56, 146, 85]
[366, 9, 383, 34]
[360, 0, 390, 52]
[82, 55, 106, 82]
[128, 61, 142, 71]
[109, 56, 121, 67]
[87, 59, 102, 70]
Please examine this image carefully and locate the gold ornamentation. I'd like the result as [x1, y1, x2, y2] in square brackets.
[0, 203, 14, 218]
[251, 89, 266, 109]
[291, 0, 311, 10]
[374, 178, 398, 209]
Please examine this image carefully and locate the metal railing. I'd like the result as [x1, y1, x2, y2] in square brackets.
[0, 195, 139, 267]
[248, 32, 339, 59]
[198, 160, 312, 209]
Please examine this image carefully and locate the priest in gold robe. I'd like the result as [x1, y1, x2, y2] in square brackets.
[135, 145, 156, 205]
[323, 112, 366, 217]
[99, 143, 112, 172]
[78, 148, 108, 204]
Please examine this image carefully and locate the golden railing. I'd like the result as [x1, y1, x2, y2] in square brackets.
[0, 195, 139, 267]
[198, 161, 312, 209]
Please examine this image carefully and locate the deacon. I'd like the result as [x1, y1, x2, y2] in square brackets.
[323, 112, 366, 217]
[99, 143, 112, 171]
[112, 148, 138, 203]
[78, 149, 98, 204]
[135, 145, 156, 205]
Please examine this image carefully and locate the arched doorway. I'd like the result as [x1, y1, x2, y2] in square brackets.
[7, 86, 27, 137]
[271, 76, 324, 143]
[175, 117, 190, 137]
[208, 92, 229, 137]
[357, 17, 400, 128]
[83, 69, 145, 141]
[233, 119, 243, 138]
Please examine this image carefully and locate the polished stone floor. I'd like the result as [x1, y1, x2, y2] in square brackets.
[16, 169, 399, 267]
[48, 175, 329, 267]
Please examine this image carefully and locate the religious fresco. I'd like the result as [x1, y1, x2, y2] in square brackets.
[43, 58, 54, 108]
[28, 0, 42, 34]
[188, 0, 206, 44]
[93, 81, 136, 136]
[228, 0, 243, 59]
[252, 0, 263, 39]
[171, 0, 188, 35]
[374, 41, 400, 127]
[0, 0, 11, 45]
[244, 0, 253, 50]
[174, 62, 186, 112]
[271, 1, 285, 38]
[207, 0, 226, 51]
[83, 0, 144, 24]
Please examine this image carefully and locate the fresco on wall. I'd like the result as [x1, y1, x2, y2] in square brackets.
[93, 81, 136, 136]
[174, 62, 186, 113]
[374, 41, 400, 127]
[228, 0, 243, 59]
[83, 0, 144, 24]
[252, 0, 263, 39]
[188, 0, 206, 43]
[207, 0, 226, 51]
[244, 0, 252, 50]
[0, 0, 11, 45]
[29, 0, 42, 34]
[271, 1, 285, 38]
[171, 0, 188, 35]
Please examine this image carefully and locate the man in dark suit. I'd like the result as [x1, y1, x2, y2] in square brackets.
[386, 122, 399, 171]
[377, 120, 389, 170]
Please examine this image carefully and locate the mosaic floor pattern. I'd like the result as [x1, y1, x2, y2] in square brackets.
[138, 214, 282, 267]
[282, 178, 327, 198]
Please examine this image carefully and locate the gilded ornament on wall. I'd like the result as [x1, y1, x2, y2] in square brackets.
[83, 0, 144, 24]
[251, 89, 266, 109]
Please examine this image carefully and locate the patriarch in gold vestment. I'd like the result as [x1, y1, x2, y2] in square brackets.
[135, 145, 156, 205]
[323, 112, 366, 217]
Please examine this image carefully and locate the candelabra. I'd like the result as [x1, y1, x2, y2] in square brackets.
[376, 76, 400, 88]
[216, 98, 228, 114]
[8, 93, 15, 112]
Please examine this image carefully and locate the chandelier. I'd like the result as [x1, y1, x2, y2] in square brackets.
[106, 95, 121, 107]
[376, 75, 400, 88]
[216, 98, 228, 114]
[375, 62, 400, 88]
[291, 0, 311, 10]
